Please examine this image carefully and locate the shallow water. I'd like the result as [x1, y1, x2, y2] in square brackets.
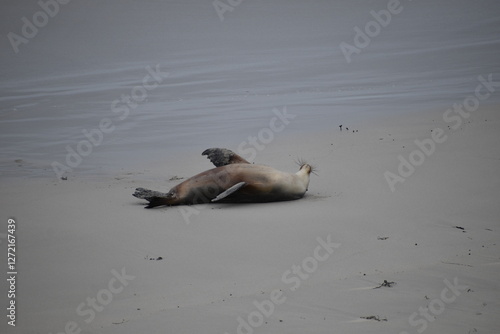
[1, 0, 499, 178]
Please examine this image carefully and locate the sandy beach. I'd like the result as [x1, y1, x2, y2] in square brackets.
[1, 0, 500, 333]
[1, 104, 499, 334]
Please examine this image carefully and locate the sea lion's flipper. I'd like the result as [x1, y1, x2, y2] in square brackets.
[202, 148, 250, 167]
[211, 182, 247, 202]
[133, 188, 171, 208]
[143, 197, 170, 209]
[133, 187, 169, 200]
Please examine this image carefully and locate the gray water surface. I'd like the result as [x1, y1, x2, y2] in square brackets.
[1, 0, 499, 177]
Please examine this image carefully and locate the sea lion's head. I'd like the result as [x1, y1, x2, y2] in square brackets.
[297, 159, 318, 175]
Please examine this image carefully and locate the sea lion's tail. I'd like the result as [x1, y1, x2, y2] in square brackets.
[133, 188, 171, 208]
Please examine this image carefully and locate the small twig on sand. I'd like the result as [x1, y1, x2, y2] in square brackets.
[373, 280, 396, 289]
[361, 315, 387, 322]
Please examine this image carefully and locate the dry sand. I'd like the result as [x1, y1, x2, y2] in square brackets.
[1, 104, 499, 334]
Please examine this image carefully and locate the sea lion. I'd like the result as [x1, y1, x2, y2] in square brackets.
[133, 148, 316, 208]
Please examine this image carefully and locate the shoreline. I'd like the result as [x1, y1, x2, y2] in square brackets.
[3, 102, 499, 183]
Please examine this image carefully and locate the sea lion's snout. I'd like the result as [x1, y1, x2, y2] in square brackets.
[298, 163, 317, 175]
[301, 164, 312, 174]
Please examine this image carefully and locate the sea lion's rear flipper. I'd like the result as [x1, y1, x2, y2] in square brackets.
[133, 188, 169, 200]
[133, 188, 172, 209]
[211, 182, 247, 202]
[202, 148, 250, 167]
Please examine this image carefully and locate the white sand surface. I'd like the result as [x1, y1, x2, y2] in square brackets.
[1, 105, 499, 334]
